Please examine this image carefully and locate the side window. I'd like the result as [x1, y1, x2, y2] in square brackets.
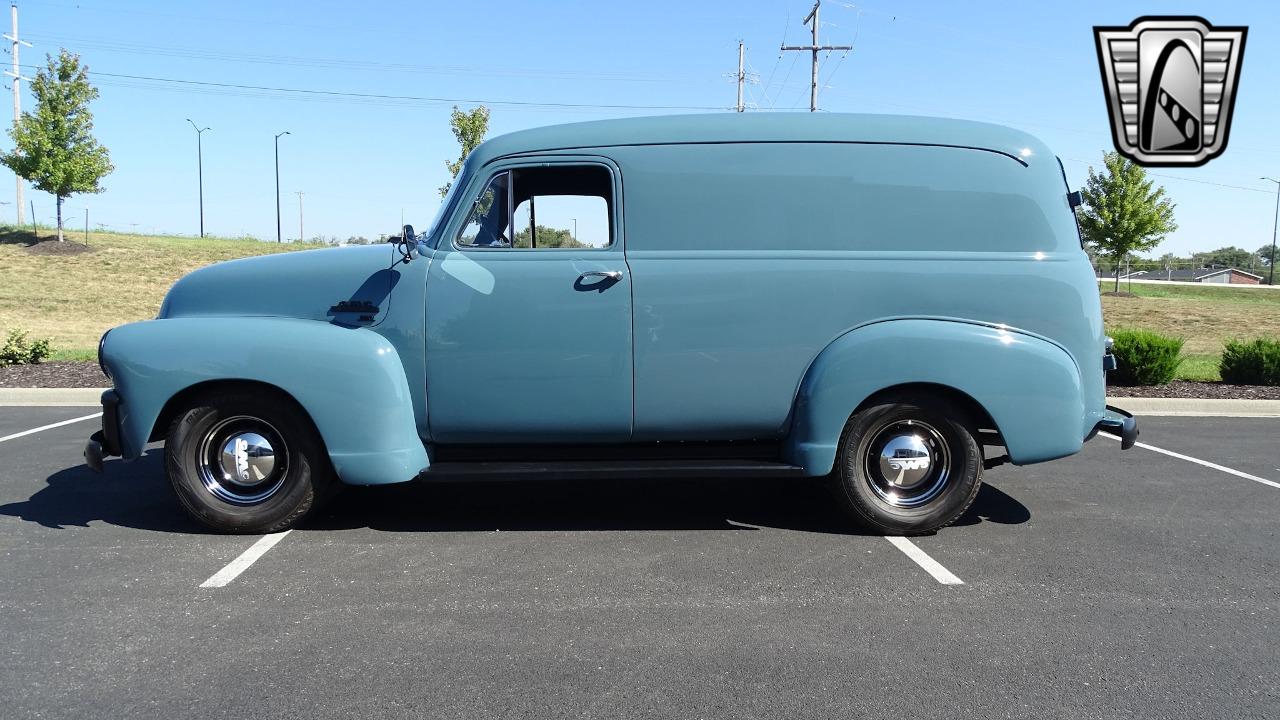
[456, 171, 511, 248]
[456, 165, 612, 250]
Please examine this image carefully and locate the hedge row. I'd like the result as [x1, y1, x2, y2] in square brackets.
[1108, 329, 1280, 386]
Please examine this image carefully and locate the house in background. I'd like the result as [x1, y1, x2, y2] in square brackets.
[1094, 266, 1264, 285]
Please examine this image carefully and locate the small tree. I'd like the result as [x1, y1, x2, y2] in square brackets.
[438, 105, 489, 198]
[1077, 152, 1177, 292]
[2, 50, 113, 242]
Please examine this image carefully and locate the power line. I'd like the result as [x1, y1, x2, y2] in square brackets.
[41, 68, 729, 111]
[770, 52, 801, 109]
[1054, 157, 1274, 194]
[23, 31, 722, 86]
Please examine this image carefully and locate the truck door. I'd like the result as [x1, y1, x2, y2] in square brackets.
[424, 159, 633, 443]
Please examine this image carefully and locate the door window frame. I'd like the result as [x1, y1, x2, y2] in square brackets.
[446, 156, 624, 254]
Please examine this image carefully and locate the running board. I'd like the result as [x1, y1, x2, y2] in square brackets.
[418, 459, 809, 483]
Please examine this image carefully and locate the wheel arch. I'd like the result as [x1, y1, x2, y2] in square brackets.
[149, 379, 317, 444]
[853, 382, 1000, 436]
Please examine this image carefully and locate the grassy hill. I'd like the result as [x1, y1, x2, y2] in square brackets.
[1099, 280, 1280, 380]
[0, 226, 327, 359]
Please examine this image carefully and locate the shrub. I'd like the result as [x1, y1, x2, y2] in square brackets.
[0, 328, 53, 366]
[1219, 338, 1280, 386]
[1108, 329, 1184, 385]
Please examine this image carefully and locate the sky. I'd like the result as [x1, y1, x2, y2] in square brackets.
[1, 0, 1277, 258]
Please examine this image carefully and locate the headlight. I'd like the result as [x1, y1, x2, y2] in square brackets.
[98, 329, 112, 381]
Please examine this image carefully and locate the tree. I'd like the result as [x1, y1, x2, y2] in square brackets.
[1, 50, 113, 242]
[1077, 152, 1177, 292]
[1255, 244, 1275, 268]
[1191, 246, 1258, 270]
[438, 105, 489, 198]
[513, 224, 587, 249]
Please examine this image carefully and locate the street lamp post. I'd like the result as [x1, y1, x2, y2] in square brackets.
[1263, 177, 1280, 286]
[275, 131, 290, 243]
[185, 119, 210, 237]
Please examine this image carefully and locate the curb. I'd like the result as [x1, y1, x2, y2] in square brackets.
[1, 388, 1277, 417]
[1107, 396, 1280, 417]
[0, 388, 106, 406]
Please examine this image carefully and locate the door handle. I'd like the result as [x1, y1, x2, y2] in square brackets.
[574, 270, 623, 293]
[578, 270, 623, 281]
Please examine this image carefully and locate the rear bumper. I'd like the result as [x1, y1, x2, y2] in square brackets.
[83, 390, 121, 472]
[1091, 404, 1138, 449]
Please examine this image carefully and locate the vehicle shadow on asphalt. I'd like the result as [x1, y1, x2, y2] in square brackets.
[304, 477, 1031, 536]
[1, 454, 1029, 536]
[0, 452, 206, 533]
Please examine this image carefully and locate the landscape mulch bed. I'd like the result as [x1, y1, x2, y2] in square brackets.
[4, 361, 1280, 399]
[1107, 380, 1280, 400]
[20, 239, 95, 256]
[0, 361, 108, 388]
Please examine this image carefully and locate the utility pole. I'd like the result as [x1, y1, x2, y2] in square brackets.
[1264, 177, 1280, 286]
[4, 3, 31, 225]
[780, 1, 852, 112]
[295, 191, 304, 242]
[728, 40, 758, 111]
[185, 119, 209, 237]
[736, 41, 746, 112]
[274, 131, 289, 243]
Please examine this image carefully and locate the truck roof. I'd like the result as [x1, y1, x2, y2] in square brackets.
[469, 113, 1052, 168]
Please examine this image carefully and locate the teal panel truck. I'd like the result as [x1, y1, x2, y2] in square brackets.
[85, 114, 1137, 535]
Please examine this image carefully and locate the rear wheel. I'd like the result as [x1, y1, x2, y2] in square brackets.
[165, 391, 331, 534]
[830, 396, 982, 535]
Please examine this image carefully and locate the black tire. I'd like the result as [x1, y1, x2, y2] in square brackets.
[165, 391, 332, 534]
[830, 395, 982, 535]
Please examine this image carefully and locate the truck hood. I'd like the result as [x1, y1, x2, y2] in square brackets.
[158, 244, 402, 326]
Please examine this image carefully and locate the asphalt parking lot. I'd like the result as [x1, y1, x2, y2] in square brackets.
[1, 408, 1278, 719]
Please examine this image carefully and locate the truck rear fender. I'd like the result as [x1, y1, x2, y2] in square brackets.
[786, 318, 1084, 474]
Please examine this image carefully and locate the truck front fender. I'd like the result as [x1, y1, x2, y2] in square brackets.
[786, 318, 1084, 474]
[100, 317, 427, 485]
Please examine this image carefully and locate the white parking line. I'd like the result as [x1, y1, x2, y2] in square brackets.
[1099, 434, 1280, 490]
[0, 412, 102, 443]
[884, 535, 964, 585]
[199, 531, 293, 588]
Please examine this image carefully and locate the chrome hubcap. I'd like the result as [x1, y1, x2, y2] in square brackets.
[197, 416, 288, 505]
[864, 420, 951, 507]
[219, 432, 277, 487]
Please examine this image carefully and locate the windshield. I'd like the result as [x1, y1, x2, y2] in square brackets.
[423, 165, 469, 248]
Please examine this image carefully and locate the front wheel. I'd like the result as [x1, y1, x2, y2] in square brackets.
[165, 391, 332, 534]
[830, 396, 982, 535]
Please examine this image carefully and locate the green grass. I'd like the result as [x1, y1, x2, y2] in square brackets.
[48, 347, 97, 362]
[1098, 280, 1280, 382]
[0, 225, 327, 356]
[1174, 354, 1223, 382]
[1099, 279, 1279, 304]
